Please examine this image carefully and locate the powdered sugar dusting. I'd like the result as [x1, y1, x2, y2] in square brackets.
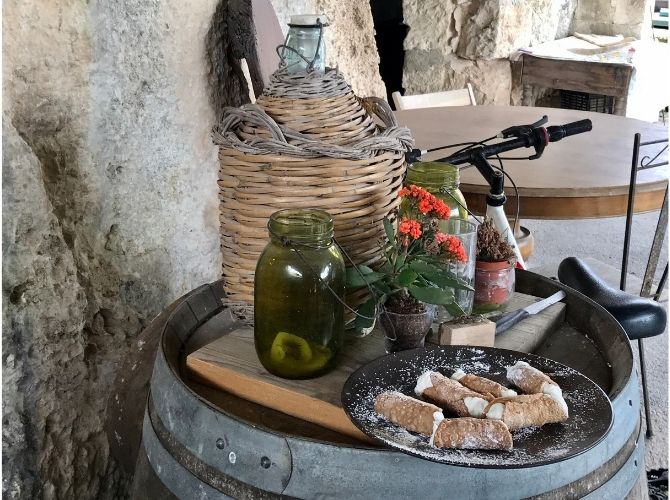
[341, 346, 613, 468]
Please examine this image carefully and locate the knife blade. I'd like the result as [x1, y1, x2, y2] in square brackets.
[494, 290, 566, 334]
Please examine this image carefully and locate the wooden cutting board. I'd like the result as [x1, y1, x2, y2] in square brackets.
[186, 292, 565, 441]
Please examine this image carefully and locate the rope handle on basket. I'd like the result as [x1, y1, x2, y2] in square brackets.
[213, 103, 414, 160]
[359, 96, 399, 130]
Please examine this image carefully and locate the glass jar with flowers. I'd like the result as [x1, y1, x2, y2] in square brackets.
[346, 185, 473, 353]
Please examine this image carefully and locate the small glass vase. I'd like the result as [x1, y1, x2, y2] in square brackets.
[473, 260, 515, 313]
[436, 218, 477, 322]
[379, 305, 435, 354]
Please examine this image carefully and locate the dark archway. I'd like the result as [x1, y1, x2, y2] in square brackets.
[369, 0, 407, 108]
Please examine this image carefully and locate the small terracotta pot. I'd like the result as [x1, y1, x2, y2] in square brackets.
[473, 260, 515, 312]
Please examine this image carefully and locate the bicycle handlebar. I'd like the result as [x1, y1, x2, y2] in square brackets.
[546, 119, 593, 142]
[441, 119, 592, 165]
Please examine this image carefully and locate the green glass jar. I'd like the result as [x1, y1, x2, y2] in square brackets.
[403, 162, 468, 223]
[254, 209, 345, 379]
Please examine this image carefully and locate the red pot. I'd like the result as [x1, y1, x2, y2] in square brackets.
[474, 260, 515, 311]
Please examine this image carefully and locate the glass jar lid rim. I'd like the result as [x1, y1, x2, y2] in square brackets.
[289, 14, 329, 27]
[407, 161, 460, 184]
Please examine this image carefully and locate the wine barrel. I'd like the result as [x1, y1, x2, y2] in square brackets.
[131, 271, 646, 499]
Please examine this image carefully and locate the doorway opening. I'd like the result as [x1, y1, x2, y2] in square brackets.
[369, 0, 407, 108]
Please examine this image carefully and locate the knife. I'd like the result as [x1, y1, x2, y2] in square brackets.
[494, 291, 566, 334]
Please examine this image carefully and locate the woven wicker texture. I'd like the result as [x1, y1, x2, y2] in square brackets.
[214, 69, 413, 305]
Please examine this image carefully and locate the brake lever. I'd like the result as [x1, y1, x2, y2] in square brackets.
[499, 115, 549, 139]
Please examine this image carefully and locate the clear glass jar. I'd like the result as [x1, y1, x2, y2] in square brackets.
[473, 260, 515, 313]
[254, 209, 344, 379]
[403, 161, 468, 226]
[437, 218, 477, 318]
[283, 15, 327, 74]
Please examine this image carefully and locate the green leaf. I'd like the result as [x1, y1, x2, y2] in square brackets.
[410, 259, 474, 292]
[423, 272, 474, 292]
[395, 252, 406, 270]
[379, 260, 393, 274]
[409, 260, 440, 275]
[375, 281, 393, 295]
[383, 217, 395, 243]
[408, 285, 455, 305]
[443, 301, 466, 317]
[346, 267, 385, 289]
[396, 268, 418, 287]
[354, 296, 379, 335]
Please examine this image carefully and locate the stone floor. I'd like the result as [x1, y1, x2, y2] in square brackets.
[524, 212, 668, 471]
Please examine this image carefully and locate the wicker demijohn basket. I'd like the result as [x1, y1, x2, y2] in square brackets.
[213, 69, 414, 306]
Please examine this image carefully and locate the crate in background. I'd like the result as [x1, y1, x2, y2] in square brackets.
[559, 90, 615, 114]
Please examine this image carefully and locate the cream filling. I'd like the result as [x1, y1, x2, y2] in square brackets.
[414, 370, 434, 397]
[464, 396, 488, 417]
[450, 369, 466, 381]
[486, 402, 505, 420]
[506, 360, 530, 382]
[543, 383, 569, 417]
[501, 388, 518, 398]
[428, 411, 445, 446]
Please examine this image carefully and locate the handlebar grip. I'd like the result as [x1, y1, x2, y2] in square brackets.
[546, 119, 592, 142]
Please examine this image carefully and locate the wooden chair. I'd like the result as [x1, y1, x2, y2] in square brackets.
[557, 134, 668, 438]
[391, 84, 477, 110]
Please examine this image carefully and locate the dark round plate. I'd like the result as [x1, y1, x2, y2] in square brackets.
[341, 346, 613, 468]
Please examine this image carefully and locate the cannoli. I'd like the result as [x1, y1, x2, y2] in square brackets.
[374, 391, 444, 436]
[415, 371, 492, 417]
[483, 394, 569, 430]
[506, 361, 568, 415]
[431, 417, 513, 451]
[451, 369, 518, 399]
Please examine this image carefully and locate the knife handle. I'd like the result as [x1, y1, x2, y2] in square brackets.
[495, 309, 529, 334]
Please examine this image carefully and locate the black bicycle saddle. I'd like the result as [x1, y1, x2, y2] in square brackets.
[558, 257, 667, 340]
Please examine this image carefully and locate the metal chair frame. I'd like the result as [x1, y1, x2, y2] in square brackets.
[620, 133, 668, 438]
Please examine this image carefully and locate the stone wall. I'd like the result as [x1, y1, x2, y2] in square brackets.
[2, 0, 383, 498]
[402, 0, 651, 106]
[403, 0, 577, 105]
[572, 0, 654, 39]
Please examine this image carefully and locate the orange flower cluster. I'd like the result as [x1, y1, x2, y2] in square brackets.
[436, 232, 468, 263]
[398, 184, 451, 219]
[398, 218, 422, 239]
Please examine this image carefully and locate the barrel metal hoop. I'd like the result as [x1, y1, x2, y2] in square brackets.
[142, 411, 231, 499]
[528, 416, 642, 499]
[150, 341, 294, 493]
[147, 397, 291, 499]
[583, 428, 645, 499]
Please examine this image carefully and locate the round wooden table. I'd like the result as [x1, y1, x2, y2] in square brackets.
[396, 105, 668, 219]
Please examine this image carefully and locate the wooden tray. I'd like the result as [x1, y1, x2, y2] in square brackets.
[186, 292, 565, 441]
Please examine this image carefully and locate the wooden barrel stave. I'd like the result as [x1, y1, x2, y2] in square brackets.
[132, 273, 644, 499]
